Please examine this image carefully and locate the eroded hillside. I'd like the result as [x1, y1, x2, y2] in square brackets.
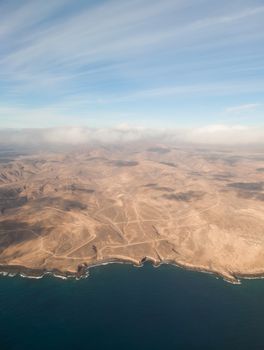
[0, 144, 264, 282]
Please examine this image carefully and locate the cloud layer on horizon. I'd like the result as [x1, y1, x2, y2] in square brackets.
[0, 125, 263, 146]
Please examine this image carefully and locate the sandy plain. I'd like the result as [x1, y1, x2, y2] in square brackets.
[0, 143, 264, 283]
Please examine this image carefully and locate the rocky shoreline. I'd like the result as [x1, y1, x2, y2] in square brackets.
[0, 264, 81, 280]
[2, 258, 264, 285]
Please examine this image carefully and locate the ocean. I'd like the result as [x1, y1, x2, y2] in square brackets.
[0, 263, 264, 350]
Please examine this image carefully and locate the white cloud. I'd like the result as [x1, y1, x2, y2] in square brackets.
[0, 125, 263, 146]
[184, 124, 264, 144]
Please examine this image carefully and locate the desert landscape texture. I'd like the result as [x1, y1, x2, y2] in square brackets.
[0, 143, 264, 283]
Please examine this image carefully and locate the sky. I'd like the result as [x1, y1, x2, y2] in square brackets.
[0, 0, 263, 135]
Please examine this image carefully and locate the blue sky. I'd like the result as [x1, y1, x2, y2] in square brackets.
[0, 0, 263, 129]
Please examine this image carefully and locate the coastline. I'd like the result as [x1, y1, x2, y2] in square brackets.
[2, 258, 264, 284]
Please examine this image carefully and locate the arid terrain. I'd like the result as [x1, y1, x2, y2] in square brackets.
[0, 143, 264, 283]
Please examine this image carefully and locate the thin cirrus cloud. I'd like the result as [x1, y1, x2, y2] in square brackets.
[225, 103, 261, 114]
[0, 0, 263, 133]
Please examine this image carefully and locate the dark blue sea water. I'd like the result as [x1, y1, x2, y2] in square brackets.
[1, 263, 264, 350]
